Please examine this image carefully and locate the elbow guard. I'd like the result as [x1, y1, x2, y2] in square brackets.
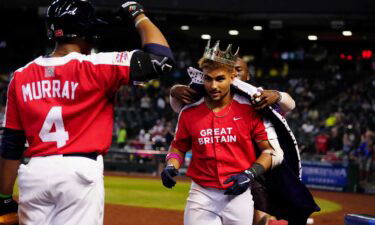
[130, 50, 174, 82]
[0, 128, 27, 160]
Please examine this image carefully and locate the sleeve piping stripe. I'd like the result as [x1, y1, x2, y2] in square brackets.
[174, 98, 204, 136]
[179, 97, 205, 113]
[32, 51, 136, 67]
[15, 60, 39, 73]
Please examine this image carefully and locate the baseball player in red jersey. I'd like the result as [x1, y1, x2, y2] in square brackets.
[161, 41, 278, 225]
[169, 57, 296, 225]
[0, 0, 174, 224]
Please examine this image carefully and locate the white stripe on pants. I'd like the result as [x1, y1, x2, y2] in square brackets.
[17, 155, 104, 225]
[184, 181, 253, 225]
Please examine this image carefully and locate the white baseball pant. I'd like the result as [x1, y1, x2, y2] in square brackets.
[17, 155, 104, 225]
[184, 181, 254, 225]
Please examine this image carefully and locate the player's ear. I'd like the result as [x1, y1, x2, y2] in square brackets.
[230, 68, 236, 80]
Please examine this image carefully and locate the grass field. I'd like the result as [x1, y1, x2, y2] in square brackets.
[14, 176, 342, 214]
[104, 176, 342, 214]
[105, 176, 190, 210]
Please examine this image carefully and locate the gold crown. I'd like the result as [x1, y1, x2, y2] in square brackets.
[202, 39, 239, 66]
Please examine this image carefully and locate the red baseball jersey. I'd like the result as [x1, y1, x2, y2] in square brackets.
[172, 94, 275, 189]
[3, 51, 135, 157]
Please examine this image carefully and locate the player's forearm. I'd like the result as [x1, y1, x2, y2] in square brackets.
[166, 147, 186, 169]
[253, 152, 272, 172]
[277, 91, 295, 113]
[135, 14, 169, 48]
[0, 128, 25, 195]
[254, 140, 275, 172]
[0, 158, 20, 195]
[170, 95, 183, 113]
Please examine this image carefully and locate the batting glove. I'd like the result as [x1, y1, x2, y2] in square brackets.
[0, 195, 18, 216]
[119, 1, 145, 20]
[224, 170, 255, 195]
[161, 165, 179, 188]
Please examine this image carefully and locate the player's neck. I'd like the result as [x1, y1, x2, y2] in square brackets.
[206, 92, 233, 112]
[50, 42, 90, 57]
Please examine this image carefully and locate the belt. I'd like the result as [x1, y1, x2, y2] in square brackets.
[62, 152, 98, 161]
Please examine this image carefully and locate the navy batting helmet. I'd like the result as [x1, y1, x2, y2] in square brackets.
[46, 0, 106, 40]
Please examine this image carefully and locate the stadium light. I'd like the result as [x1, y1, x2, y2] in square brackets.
[308, 35, 318, 41]
[342, 30, 352, 36]
[228, 30, 239, 36]
[180, 25, 190, 31]
[253, 25, 263, 31]
[201, 34, 211, 40]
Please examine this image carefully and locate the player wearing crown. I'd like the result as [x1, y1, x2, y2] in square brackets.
[168, 49, 296, 225]
[161, 41, 279, 225]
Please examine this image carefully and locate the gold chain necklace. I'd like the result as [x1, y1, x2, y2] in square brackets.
[206, 99, 234, 118]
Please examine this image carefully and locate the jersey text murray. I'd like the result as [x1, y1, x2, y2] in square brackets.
[22, 80, 79, 102]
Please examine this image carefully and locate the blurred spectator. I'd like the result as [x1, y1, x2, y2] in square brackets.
[164, 121, 175, 146]
[354, 136, 374, 182]
[139, 129, 152, 150]
[342, 127, 356, 154]
[302, 120, 315, 134]
[307, 109, 319, 121]
[329, 126, 343, 151]
[140, 94, 152, 112]
[150, 119, 166, 150]
[116, 122, 127, 149]
[315, 131, 330, 154]
[156, 95, 166, 117]
[325, 113, 337, 127]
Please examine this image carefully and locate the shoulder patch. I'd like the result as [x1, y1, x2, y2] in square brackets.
[115, 52, 129, 65]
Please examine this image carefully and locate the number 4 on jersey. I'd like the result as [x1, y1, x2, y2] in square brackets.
[39, 106, 69, 148]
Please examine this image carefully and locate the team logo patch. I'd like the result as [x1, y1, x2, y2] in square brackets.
[45, 66, 55, 78]
[129, 6, 137, 12]
[115, 52, 128, 65]
[54, 29, 64, 37]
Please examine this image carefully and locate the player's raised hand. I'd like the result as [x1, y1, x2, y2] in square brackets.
[161, 165, 179, 188]
[170, 85, 200, 105]
[0, 195, 18, 216]
[252, 90, 281, 110]
[223, 170, 255, 195]
[119, 1, 145, 20]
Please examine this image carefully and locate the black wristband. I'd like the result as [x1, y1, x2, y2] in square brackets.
[0, 193, 12, 199]
[248, 163, 266, 178]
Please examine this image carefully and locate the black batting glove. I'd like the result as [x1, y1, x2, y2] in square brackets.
[0, 195, 18, 216]
[161, 165, 179, 188]
[224, 170, 255, 195]
[119, 1, 145, 20]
